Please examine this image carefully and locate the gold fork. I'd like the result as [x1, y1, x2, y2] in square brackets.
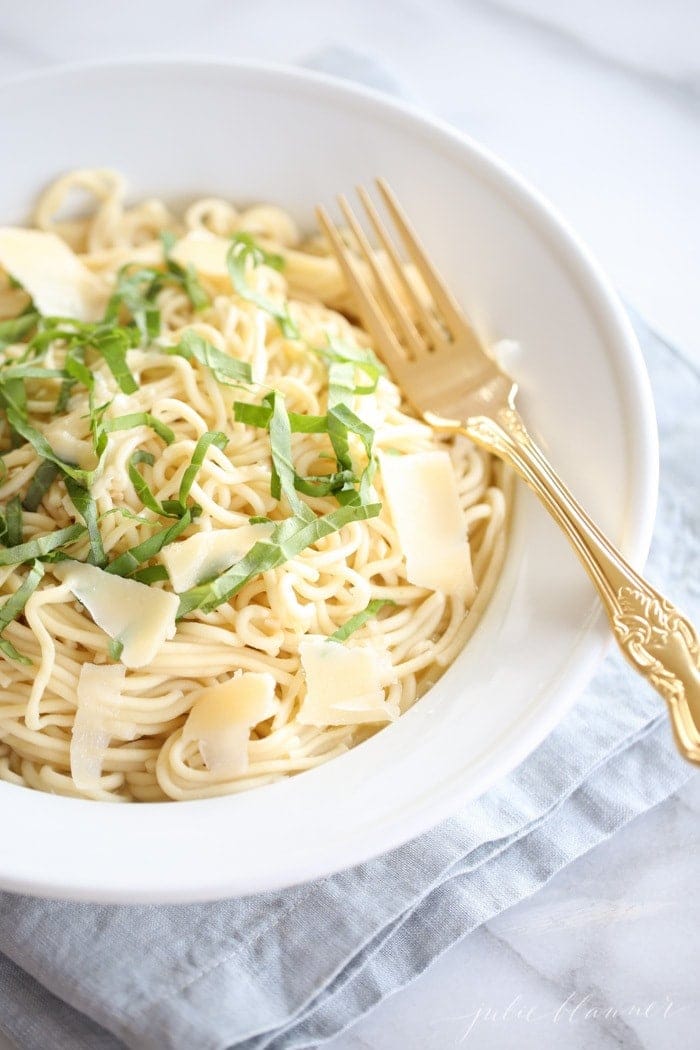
[317, 179, 700, 765]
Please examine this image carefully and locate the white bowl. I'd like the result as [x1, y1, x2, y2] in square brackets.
[0, 59, 657, 902]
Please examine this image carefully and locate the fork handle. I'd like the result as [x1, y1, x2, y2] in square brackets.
[463, 406, 700, 764]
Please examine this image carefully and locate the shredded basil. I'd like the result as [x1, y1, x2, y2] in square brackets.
[5, 497, 23, 547]
[234, 401, 327, 434]
[264, 392, 315, 522]
[89, 327, 138, 394]
[103, 413, 175, 446]
[315, 335, 385, 395]
[177, 498, 381, 618]
[160, 232, 210, 311]
[226, 233, 299, 339]
[105, 507, 199, 577]
[0, 311, 40, 350]
[104, 268, 162, 343]
[215, 383, 381, 621]
[166, 330, 252, 387]
[0, 364, 66, 383]
[98, 506, 159, 528]
[108, 638, 124, 662]
[22, 461, 60, 512]
[29, 319, 140, 394]
[0, 559, 44, 664]
[0, 524, 85, 567]
[2, 408, 94, 484]
[177, 431, 228, 508]
[105, 247, 210, 344]
[129, 564, 170, 585]
[329, 599, 396, 642]
[64, 477, 106, 567]
[127, 430, 224, 520]
[234, 395, 366, 504]
[127, 451, 164, 516]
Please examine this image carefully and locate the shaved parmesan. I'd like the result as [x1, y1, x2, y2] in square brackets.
[182, 672, 278, 776]
[170, 231, 229, 284]
[379, 450, 475, 601]
[42, 419, 97, 471]
[53, 561, 179, 668]
[0, 228, 108, 322]
[160, 522, 273, 593]
[297, 636, 398, 727]
[71, 663, 136, 791]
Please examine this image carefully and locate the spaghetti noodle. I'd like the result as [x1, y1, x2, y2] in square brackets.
[0, 169, 509, 802]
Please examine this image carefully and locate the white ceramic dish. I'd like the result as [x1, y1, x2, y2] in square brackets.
[0, 59, 657, 903]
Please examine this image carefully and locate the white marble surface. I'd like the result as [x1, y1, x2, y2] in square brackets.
[0, 2, 699, 1048]
[329, 774, 700, 1050]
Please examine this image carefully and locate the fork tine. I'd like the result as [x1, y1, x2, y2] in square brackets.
[336, 194, 426, 359]
[355, 185, 449, 352]
[315, 205, 408, 374]
[375, 178, 475, 338]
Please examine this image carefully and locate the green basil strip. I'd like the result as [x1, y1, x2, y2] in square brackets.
[3, 408, 93, 484]
[264, 392, 314, 522]
[0, 311, 40, 349]
[127, 427, 225, 520]
[90, 328, 138, 394]
[108, 638, 124, 662]
[0, 376, 28, 419]
[177, 499, 381, 618]
[64, 343, 93, 390]
[327, 360, 357, 412]
[0, 524, 86, 567]
[54, 377, 76, 413]
[129, 564, 171, 585]
[106, 508, 198, 577]
[0, 365, 67, 382]
[177, 431, 228, 507]
[0, 559, 44, 664]
[127, 451, 168, 517]
[167, 330, 253, 386]
[5, 497, 23, 547]
[326, 364, 376, 488]
[329, 599, 397, 643]
[293, 470, 355, 497]
[29, 318, 140, 392]
[104, 268, 162, 343]
[160, 231, 177, 257]
[315, 336, 385, 394]
[327, 401, 374, 474]
[234, 401, 327, 434]
[22, 460, 60, 512]
[286, 412, 330, 434]
[235, 394, 374, 504]
[182, 265, 210, 312]
[64, 477, 106, 567]
[160, 233, 210, 311]
[226, 233, 299, 339]
[104, 413, 176, 446]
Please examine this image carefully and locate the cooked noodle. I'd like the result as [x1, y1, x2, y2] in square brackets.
[0, 169, 511, 802]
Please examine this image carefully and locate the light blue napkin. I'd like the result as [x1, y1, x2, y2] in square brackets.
[0, 57, 697, 1050]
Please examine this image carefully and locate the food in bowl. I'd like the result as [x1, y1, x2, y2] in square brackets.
[0, 168, 509, 802]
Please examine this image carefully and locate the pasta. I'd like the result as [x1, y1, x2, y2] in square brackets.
[0, 169, 511, 803]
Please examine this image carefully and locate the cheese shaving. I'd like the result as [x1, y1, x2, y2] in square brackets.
[0, 227, 108, 322]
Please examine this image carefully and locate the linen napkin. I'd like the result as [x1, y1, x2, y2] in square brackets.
[0, 60, 697, 1050]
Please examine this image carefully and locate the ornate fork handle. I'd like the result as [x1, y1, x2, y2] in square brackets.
[462, 404, 700, 764]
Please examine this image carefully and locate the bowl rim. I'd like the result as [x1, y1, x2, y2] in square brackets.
[0, 57, 659, 902]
